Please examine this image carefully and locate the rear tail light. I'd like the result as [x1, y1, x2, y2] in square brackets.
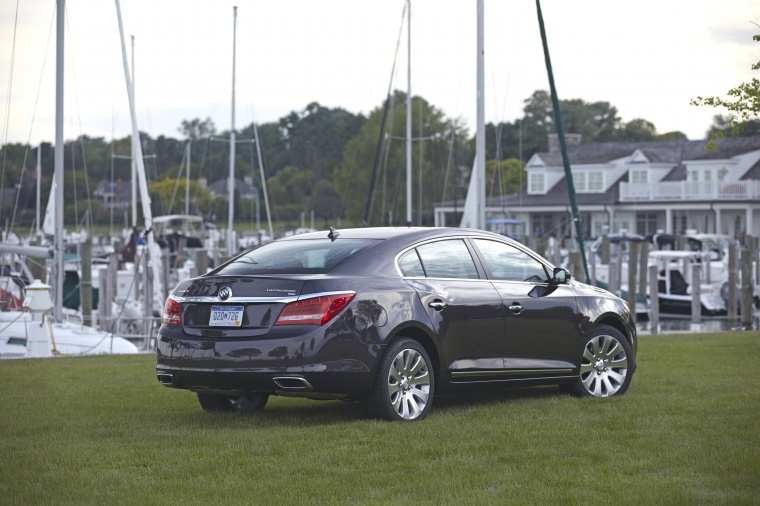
[275, 293, 356, 326]
[162, 297, 182, 325]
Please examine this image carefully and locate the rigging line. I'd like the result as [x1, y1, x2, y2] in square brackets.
[5, 4, 56, 235]
[379, 96, 398, 225]
[189, 135, 208, 208]
[362, 0, 407, 227]
[165, 141, 189, 215]
[69, 122, 80, 229]
[1, 0, 21, 203]
[334, 120, 365, 225]
[64, 8, 97, 232]
[441, 120, 455, 204]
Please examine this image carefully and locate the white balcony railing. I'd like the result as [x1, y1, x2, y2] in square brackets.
[619, 180, 760, 201]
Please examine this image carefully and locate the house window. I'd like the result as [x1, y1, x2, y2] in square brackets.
[532, 214, 554, 238]
[672, 215, 688, 235]
[588, 172, 603, 192]
[688, 169, 699, 182]
[630, 170, 647, 184]
[529, 172, 545, 194]
[573, 172, 587, 192]
[636, 213, 658, 236]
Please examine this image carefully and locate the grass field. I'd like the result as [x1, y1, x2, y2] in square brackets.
[1, 331, 759, 505]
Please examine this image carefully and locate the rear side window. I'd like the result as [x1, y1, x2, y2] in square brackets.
[399, 239, 479, 279]
[215, 239, 380, 275]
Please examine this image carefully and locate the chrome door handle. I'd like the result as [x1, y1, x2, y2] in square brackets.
[508, 304, 524, 315]
[428, 301, 446, 311]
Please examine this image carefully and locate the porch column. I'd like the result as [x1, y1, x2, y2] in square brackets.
[665, 208, 673, 234]
[746, 207, 754, 236]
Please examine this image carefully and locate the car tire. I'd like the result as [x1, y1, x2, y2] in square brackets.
[562, 325, 633, 398]
[363, 338, 434, 421]
[197, 393, 269, 413]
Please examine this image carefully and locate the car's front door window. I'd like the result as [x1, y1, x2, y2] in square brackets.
[472, 239, 548, 283]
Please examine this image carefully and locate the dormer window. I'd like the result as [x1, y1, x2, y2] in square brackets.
[588, 172, 603, 192]
[574, 172, 586, 191]
[574, 170, 604, 193]
[630, 170, 647, 184]
[529, 172, 545, 194]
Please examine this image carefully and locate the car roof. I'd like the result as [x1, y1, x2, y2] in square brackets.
[276, 226, 504, 242]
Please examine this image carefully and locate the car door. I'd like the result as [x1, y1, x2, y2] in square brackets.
[471, 238, 581, 375]
[398, 238, 506, 379]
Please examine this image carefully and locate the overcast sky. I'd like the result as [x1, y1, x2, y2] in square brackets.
[0, 0, 757, 147]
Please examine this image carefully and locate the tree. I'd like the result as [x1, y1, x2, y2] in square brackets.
[178, 117, 217, 140]
[332, 91, 470, 226]
[707, 115, 760, 138]
[619, 118, 657, 142]
[519, 90, 624, 153]
[485, 158, 526, 197]
[691, 30, 760, 148]
[149, 178, 213, 217]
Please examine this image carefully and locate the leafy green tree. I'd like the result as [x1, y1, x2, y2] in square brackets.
[485, 158, 526, 197]
[619, 118, 657, 142]
[691, 31, 760, 148]
[178, 117, 217, 140]
[707, 115, 760, 138]
[148, 177, 213, 218]
[654, 131, 688, 141]
[310, 179, 342, 225]
[332, 91, 469, 226]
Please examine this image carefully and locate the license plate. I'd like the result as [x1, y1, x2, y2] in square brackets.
[209, 306, 244, 327]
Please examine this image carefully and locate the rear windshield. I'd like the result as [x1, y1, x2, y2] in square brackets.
[214, 238, 381, 275]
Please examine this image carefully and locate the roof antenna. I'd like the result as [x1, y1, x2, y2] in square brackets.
[328, 227, 340, 242]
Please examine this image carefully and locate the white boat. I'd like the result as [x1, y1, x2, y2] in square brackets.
[0, 310, 138, 358]
[0, 279, 138, 359]
[649, 250, 729, 316]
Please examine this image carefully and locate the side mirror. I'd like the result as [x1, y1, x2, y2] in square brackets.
[551, 267, 570, 285]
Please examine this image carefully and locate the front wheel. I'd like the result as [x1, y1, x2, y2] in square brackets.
[197, 393, 269, 413]
[563, 325, 632, 398]
[363, 338, 434, 421]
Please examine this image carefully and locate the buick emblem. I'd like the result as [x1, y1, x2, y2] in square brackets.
[218, 286, 233, 301]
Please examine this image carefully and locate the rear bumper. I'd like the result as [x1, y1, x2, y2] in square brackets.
[155, 323, 382, 397]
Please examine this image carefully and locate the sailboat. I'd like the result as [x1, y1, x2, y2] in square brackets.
[0, 0, 139, 358]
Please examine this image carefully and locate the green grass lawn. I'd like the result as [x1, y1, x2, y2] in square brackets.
[1, 331, 759, 505]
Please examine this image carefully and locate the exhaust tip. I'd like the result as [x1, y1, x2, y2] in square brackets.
[157, 373, 174, 386]
[273, 376, 313, 391]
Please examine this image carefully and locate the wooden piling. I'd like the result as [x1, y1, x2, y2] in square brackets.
[741, 238, 755, 329]
[648, 264, 659, 334]
[609, 251, 620, 296]
[600, 234, 610, 264]
[691, 263, 701, 325]
[728, 242, 739, 325]
[638, 241, 649, 297]
[627, 242, 638, 322]
[80, 238, 92, 326]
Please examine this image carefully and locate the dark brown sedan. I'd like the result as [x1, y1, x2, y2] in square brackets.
[156, 227, 637, 421]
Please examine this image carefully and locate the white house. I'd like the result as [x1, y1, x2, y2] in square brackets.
[434, 135, 760, 240]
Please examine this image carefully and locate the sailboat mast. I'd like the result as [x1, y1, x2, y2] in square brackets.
[53, 0, 64, 321]
[227, 6, 237, 257]
[405, 0, 412, 227]
[131, 35, 137, 228]
[475, 0, 486, 230]
[185, 141, 191, 217]
[36, 145, 41, 236]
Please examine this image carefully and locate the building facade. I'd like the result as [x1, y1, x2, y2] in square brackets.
[434, 135, 760, 241]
